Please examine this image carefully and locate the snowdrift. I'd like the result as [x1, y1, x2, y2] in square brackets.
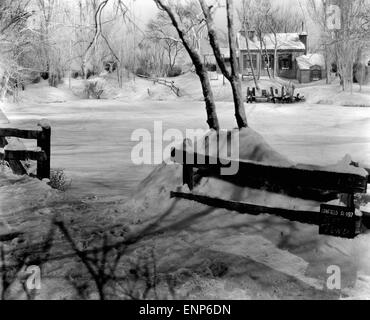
[125, 127, 366, 219]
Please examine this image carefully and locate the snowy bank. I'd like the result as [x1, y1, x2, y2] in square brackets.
[120, 128, 370, 299]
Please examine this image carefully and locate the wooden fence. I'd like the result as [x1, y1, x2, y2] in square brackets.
[171, 147, 368, 195]
[137, 74, 181, 97]
[170, 144, 369, 238]
[0, 121, 51, 180]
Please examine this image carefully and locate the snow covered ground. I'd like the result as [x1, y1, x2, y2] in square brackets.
[2, 77, 370, 201]
[1, 75, 370, 299]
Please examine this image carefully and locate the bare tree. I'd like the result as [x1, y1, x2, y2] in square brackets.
[199, 0, 248, 128]
[308, 0, 370, 91]
[238, 0, 259, 89]
[0, 0, 32, 100]
[264, 2, 303, 78]
[153, 0, 220, 131]
[147, 11, 184, 74]
[335, 0, 370, 92]
[80, 0, 109, 79]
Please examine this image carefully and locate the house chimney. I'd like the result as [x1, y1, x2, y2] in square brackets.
[299, 32, 308, 55]
[299, 22, 308, 54]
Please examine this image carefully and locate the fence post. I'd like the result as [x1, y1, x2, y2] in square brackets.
[182, 140, 194, 190]
[37, 120, 51, 180]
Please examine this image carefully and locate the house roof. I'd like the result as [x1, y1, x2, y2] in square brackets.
[199, 32, 306, 59]
[237, 32, 306, 51]
[199, 38, 231, 58]
[296, 54, 325, 70]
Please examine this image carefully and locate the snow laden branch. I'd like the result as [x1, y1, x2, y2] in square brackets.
[81, 0, 109, 79]
[146, 11, 184, 72]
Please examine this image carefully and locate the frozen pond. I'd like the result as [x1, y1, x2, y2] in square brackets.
[3, 99, 370, 201]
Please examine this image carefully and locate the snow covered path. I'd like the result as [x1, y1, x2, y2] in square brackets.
[2, 99, 370, 201]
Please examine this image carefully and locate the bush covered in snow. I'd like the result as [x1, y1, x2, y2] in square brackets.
[83, 79, 106, 99]
[49, 168, 71, 191]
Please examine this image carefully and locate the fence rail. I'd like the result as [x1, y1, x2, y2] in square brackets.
[171, 147, 368, 196]
[137, 74, 181, 97]
[0, 121, 51, 180]
[170, 144, 369, 238]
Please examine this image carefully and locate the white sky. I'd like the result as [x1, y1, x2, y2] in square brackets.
[131, 0, 319, 48]
[132, 0, 304, 28]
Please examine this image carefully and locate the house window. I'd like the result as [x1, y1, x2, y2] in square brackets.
[243, 53, 257, 71]
[278, 54, 293, 70]
[263, 54, 274, 69]
[205, 63, 217, 72]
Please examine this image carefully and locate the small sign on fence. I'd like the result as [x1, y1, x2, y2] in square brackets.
[319, 204, 360, 239]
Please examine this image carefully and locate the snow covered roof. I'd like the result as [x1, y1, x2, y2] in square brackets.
[199, 39, 231, 58]
[296, 54, 325, 70]
[237, 32, 306, 51]
[199, 32, 305, 58]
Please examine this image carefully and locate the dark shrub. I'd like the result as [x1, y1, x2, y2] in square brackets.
[83, 80, 105, 99]
[8, 77, 25, 91]
[40, 72, 49, 80]
[48, 70, 63, 87]
[29, 71, 41, 83]
[104, 61, 117, 73]
[331, 63, 337, 73]
[167, 66, 182, 77]
[86, 69, 96, 79]
[354, 62, 369, 84]
[71, 71, 80, 79]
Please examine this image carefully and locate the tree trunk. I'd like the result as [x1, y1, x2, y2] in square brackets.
[273, 33, 278, 78]
[243, 19, 259, 89]
[263, 42, 271, 79]
[226, 0, 248, 128]
[230, 78, 247, 128]
[154, 0, 220, 131]
[200, 0, 248, 128]
[325, 43, 330, 84]
[196, 68, 220, 130]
